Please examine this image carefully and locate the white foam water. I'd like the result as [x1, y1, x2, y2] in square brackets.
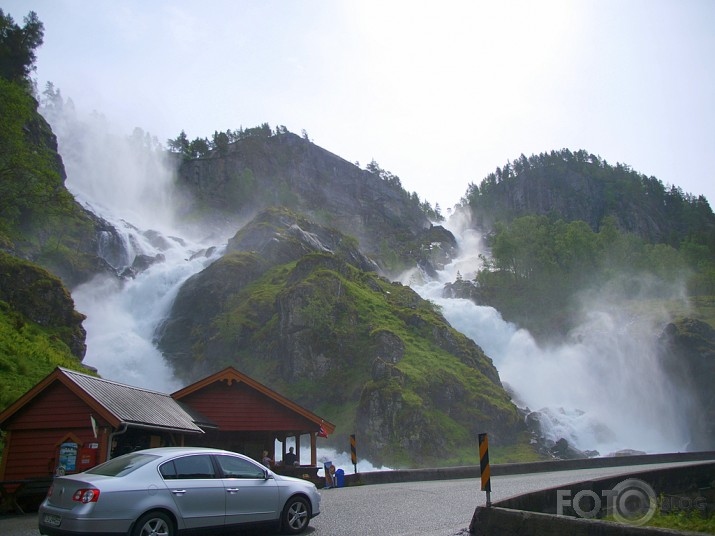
[406, 210, 691, 455]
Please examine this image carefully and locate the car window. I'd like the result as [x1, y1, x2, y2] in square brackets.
[215, 455, 266, 479]
[161, 455, 216, 480]
[86, 453, 159, 477]
[159, 460, 177, 479]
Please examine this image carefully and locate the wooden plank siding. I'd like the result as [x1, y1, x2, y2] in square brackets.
[1, 366, 335, 484]
[4, 382, 106, 431]
[0, 383, 109, 480]
[4, 429, 69, 480]
[180, 381, 317, 432]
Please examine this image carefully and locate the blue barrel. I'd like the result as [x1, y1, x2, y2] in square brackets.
[335, 468, 345, 488]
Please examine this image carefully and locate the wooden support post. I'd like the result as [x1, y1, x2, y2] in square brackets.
[310, 432, 317, 467]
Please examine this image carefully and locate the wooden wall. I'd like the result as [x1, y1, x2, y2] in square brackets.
[0, 382, 108, 480]
[179, 381, 316, 432]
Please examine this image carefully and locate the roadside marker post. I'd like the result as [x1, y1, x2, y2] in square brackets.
[350, 434, 358, 473]
[478, 433, 492, 507]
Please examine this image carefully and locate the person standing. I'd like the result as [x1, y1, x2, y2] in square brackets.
[284, 446, 298, 466]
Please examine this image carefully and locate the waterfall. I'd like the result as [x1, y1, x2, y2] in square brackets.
[43, 106, 225, 393]
[407, 211, 691, 455]
[41, 103, 690, 454]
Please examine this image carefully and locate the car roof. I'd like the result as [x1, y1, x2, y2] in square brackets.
[131, 446, 244, 458]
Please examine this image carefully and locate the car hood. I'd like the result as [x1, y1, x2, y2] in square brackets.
[272, 473, 317, 487]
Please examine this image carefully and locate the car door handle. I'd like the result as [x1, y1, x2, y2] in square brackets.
[226, 488, 240, 494]
[171, 489, 187, 495]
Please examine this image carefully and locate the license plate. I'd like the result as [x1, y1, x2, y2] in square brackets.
[44, 514, 62, 527]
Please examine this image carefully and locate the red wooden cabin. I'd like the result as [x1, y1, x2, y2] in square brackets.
[172, 367, 335, 474]
[0, 366, 335, 511]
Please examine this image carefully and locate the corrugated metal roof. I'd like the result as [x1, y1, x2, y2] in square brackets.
[60, 368, 203, 433]
[175, 400, 218, 429]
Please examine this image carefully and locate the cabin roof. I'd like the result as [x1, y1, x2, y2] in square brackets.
[0, 367, 205, 434]
[0, 366, 334, 436]
[172, 367, 336, 435]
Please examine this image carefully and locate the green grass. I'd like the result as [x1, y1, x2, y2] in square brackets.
[206, 251, 528, 466]
[626, 295, 715, 329]
[648, 513, 715, 534]
[489, 433, 548, 464]
[0, 304, 89, 411]
[644, 510, 715, 534]
[601, 495, 715, 534]
[690, 295, 715, 328]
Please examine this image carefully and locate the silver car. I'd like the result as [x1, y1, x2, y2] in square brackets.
[38, 446, 321, 535]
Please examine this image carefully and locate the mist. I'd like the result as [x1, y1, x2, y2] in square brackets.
[41, 98, 180, 234]
[39, 92, 695, 455]
[408, 209, 694, 455]
[40, 98, 224, 392]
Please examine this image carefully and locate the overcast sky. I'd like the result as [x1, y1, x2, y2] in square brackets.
[6, 0, 715, 212]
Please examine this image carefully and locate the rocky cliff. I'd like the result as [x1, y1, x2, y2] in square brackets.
[0, 252, 86, 359]
[465, 149, 715, 245]
[174, 132, 455, 274]
[0, 251, 90, 409]
[658, 318, 715, 450]
[157, 208, 522, 466]
[0, 78, 114, 288]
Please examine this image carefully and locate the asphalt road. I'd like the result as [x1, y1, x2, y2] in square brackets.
[310, 462, 703, 536]
[0, 461, 705, 536]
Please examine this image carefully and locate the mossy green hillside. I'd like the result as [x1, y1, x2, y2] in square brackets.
[0, 78, 103, 288]
[0, 247, 91, 416]
[0, 302, 89, 411]
[194, 251, 521, 466]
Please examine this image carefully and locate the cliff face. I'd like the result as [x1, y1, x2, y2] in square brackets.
[467, 150, 715, 245]
[0, 252, 86, 359]
[174, 132, 454, 274]
[157, 208, 522, 466]
[658, 318, 715, 450]
[489, 167, 670, 240]
[0, 79, 114, 289]
[480, 165, 663, 238]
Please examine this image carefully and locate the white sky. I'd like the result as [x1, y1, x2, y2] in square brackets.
[5, 0, 715, 212]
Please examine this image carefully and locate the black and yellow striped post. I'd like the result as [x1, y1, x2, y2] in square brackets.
[478, 433, 492, 507]
[350, 434, 358, 473]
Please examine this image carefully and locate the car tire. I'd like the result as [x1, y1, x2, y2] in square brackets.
[281, 496, 311, 534]
[132, 510, 175, 536]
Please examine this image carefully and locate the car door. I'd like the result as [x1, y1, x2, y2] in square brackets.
[159, 454, 225, 529]
[214, 454, 280, 525]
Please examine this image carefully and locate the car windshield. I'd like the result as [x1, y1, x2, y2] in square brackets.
[85, 452, 159, 477]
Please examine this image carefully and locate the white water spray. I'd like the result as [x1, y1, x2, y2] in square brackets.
[41, 101, 691, 456]
[407, 210, 691, 455]
[42, 105, 225, 392]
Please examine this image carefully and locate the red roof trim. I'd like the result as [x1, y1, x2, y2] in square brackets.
[0, 367, 121, 428]
[172, 367, 335, 434]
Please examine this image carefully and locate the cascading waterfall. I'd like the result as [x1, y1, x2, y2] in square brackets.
[406, 211, 692, 455]
[42, 103, 691, 457]
[71, 239, 222, 393]
[43, 106, 392, 471]
[42, 106, 225, 393]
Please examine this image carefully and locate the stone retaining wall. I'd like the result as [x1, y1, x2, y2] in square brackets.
[469, 461, 715, 535]
[342, 450, 715, 487]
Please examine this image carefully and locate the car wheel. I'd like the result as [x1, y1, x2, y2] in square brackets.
[132, 510, 174, 536]
[281, 496, 311, 534]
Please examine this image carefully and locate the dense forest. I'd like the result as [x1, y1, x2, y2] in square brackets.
[466, 149, 714, 248]
[460, 149, 715, 338]
[0, 9, 91, 417]
[166, 126, 444, 223]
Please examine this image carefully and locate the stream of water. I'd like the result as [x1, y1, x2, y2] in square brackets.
[43, 106, 692, 457]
